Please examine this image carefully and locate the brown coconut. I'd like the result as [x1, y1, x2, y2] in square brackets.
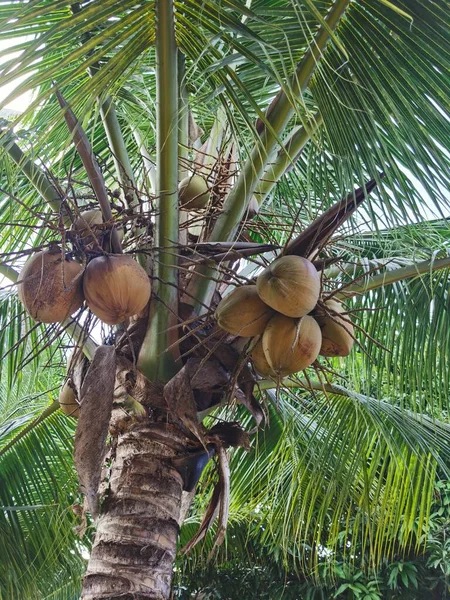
[58, 381, 80, 418]
[215, 285, 275, 337]
[179, 174, 210, 210]
[256, 255, 320, 318]
[250, 339, 276, 377]
[18, 249, 84, 323]
[316, 299, 354, 357]
[262, 314, 322, 377]
[83, 254, 151, 325]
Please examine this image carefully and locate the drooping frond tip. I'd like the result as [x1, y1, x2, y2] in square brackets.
[284, 173, 385, 258]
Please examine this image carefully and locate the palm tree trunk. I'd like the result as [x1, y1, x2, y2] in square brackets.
[81, 420, 187, 600]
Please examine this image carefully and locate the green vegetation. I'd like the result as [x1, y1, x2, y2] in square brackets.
[0, 1, 449, 598]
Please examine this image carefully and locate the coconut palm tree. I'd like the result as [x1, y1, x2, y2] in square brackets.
[0, 1, 450, 599]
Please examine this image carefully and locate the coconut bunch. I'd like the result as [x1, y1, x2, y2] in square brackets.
[18, 248, 151, 326]
[215, 255, 355, 379]
[18, 244, 151, 421]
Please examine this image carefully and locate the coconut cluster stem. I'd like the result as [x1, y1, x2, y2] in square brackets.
[100, 98, 139, 208]
[137, 0, 179, 382]
[257, 377, 346, 395]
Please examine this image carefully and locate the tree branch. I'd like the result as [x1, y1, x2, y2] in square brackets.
[55, 88, 122, 254]
[210, 0, 350, 243]
[188, 0, 351, 310]
[0, 402, 60, 458]
[100, 98, 139, 208]
[0, 136, 63, 211]
[254, 113, 323, 205]
[70, 2, 138, 209]
[336, 255, 450, 299]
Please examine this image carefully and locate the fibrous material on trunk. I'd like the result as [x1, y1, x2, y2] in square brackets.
[81, 421, 186, 600]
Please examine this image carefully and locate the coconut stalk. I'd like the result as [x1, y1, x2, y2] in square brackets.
[100, 98, 139, 208]
[0, 263, 22, 282]
[253, 113, 323, 206]
[137, 0, 179, 382]
[188, 0, 351, 311]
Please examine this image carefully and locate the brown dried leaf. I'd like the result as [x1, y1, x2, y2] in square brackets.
[284, 176, 382, 258]
[68, 352, 89, 399]
[164, 361, 206, 445]
[234, 388, 265, 433]
[74, 345, 116, 519]
[186, 357, 229, 391]
[180, 483, 221, 554]
[209, 445, 230, 558]
[208, 422, 251, 451]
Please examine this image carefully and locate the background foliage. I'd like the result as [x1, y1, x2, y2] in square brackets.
[0, 0, 449, 598]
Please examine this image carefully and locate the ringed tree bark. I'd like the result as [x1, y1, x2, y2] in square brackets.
[2, 1, 450, 599]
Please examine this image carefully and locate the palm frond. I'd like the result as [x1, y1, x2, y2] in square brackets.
[0, 371, 87, 599]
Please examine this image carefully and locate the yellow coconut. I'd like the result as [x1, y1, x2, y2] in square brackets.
[83, 254, 151, 325]
[262, 314, 322, 377]
[250, 339, 276, 377]
[215, 285, 275, 337]
[256, 255, 321, 318]
[18, 249, 84, 323]
[72, 209, 103, 238]
[58, 381, 80, 418]
[72, 209, 124, 248]
[179, 174, 210, 210]
[316, 299, 354, 357]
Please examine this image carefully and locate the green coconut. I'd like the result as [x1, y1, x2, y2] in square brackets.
[179, 174, 210, 210]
